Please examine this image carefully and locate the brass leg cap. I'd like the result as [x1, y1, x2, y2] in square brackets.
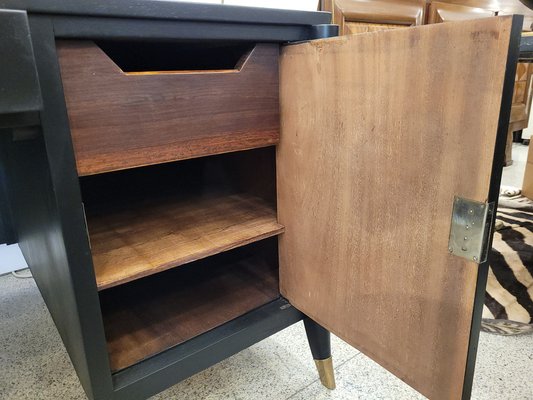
[314, 356, 336, 390]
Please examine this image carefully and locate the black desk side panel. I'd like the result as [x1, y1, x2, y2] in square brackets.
[0, 136, 16, 245]
[0, 9, 42, 245]
[6, 16, 114, 400]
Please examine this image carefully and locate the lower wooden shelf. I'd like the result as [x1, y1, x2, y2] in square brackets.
[99, 249, 279, 372]
[86, 193, 283, 290]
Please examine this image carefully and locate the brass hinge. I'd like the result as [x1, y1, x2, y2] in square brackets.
[448, 197, 495, 264]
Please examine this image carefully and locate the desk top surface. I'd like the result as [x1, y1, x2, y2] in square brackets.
[0, 0, 331, 26]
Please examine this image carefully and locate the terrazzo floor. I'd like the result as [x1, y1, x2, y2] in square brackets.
[1, 273, 532, 400]
[1, 143, 532, 400]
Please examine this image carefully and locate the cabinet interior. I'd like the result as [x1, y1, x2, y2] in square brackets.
[99, 239, 280, 372]
[79, 147, 282, 370]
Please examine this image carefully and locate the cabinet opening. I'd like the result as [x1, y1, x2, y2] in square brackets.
[79, 147, 281, 291]
[99, 238, 280, 372]
[95, 40, 254, 74]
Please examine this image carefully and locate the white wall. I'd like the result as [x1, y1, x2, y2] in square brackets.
[0, 244, 27, 275]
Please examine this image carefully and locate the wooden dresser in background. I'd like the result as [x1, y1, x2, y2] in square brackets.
[320, 0, 425, 33]
[321, 0, 533, 165]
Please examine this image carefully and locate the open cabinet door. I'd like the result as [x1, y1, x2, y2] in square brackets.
[278, 16, 521, 400]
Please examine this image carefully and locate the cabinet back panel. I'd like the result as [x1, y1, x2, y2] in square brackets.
[80, 147, 277, 209]
[80, 148, 280, 289]
[278, 17, 511, 400]
[56, 40, 280, 176]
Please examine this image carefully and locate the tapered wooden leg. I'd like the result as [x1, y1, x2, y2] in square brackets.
[304, 317, 336, 389]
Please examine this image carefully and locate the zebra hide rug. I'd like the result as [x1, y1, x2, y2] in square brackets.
[482, 195, 533, 335]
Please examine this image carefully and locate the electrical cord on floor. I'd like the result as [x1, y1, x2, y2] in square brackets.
[11, 268, 32, 279]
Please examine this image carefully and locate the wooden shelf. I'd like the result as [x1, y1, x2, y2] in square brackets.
[86, 193, 283, 290]
[100, 252, 279, 372]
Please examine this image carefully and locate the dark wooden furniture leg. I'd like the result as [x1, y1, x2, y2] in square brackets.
[304, 317, 336, 389]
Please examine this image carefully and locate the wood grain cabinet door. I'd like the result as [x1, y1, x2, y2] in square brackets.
[278, 16, 519, 400]
[321, 0, 425, 35]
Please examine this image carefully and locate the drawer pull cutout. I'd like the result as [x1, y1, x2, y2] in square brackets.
[95, 40, 254, 75]
[56, 40, 280, 176]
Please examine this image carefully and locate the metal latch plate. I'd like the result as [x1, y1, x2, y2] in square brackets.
[448, 197, 494, 264]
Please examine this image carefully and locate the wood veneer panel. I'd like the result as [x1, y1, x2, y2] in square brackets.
[278, 17, 511, 400]
[87, 193, 283, 290]
[100, 250, 279, 371]
[56, 41, 280, 176]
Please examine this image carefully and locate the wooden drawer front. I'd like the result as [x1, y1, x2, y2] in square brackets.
[510, 62, 533, 129]
[344, 22, 405, 34]
[321, 0, 425, 36]
[427, 2, 496, 24]
[56, 40, 280, 176]
[513, 80, 527, 104]
[516, 62, 529, 81]
[513, 63, 532, 106]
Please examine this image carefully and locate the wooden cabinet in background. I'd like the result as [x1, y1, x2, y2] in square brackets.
[427, 1, 496, 23]
[321, 1, 533, 30]
[320, 0, 425, 34]
[438, 0, 533, 30]
[510, 61, 533, 133]
[506, 60, 533, 165]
